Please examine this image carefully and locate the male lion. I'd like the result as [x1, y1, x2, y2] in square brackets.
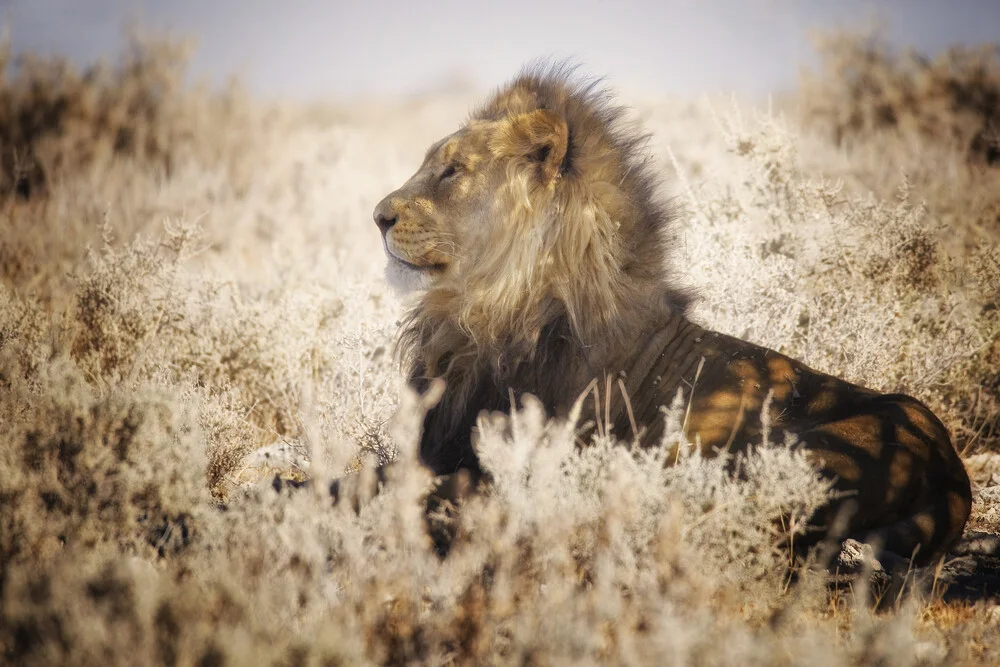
[370, 66, 971, 564]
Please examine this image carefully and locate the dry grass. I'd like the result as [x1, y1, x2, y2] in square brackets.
[800, 28, 1000, 166]
[797, 28, 1000, 250]
[1, 30, 999, 665]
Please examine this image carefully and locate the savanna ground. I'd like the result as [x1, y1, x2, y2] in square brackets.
[2, 28, 1000, 666]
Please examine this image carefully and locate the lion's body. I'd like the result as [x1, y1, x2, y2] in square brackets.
[622, 320, 970, 560]
[372, 66, 972, 563]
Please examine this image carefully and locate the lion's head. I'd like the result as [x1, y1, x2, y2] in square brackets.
[373, 67, 690, 470]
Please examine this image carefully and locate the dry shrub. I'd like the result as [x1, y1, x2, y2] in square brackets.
[0, 30, 265, 307]
[1, 551, 263, 667]
[67, 222, 391, 494]
[800, 28, 1000, 167]
[1, 203, 393, 497]
[0, 30, 254, 200]
[0, 354, 207, 573]
[0, 391, 851, 666]
[797, 28, 1000, 254]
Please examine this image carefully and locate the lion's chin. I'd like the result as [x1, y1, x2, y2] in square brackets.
[385, 254, 436, 294]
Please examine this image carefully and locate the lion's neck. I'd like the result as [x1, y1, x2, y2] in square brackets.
[405, 289, 689, 476]
[407, 289, 677, 400]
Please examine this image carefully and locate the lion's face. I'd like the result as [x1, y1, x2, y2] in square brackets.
[373, 110, 569, 293]
[373, 123, 493, 292]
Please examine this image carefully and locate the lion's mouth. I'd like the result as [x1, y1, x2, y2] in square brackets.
[385, 249, 446, 273]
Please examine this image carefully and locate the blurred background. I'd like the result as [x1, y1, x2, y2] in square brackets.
[5, 0, 1000, 100]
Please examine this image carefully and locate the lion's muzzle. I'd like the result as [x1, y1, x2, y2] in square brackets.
[373, 195, 398, 238]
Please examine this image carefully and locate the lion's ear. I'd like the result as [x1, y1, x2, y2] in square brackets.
[499, 109, 569, 184]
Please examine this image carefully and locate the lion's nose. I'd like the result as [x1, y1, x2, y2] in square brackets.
[374, 211, 397, 234]
[373, 198, 398, 235]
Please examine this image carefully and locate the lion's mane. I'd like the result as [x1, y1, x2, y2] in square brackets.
[398, 66, 692, 475]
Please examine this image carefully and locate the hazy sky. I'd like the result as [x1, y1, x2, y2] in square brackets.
[3, 0, 999, 99]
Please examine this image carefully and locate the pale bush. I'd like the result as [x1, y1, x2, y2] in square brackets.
[800, 28, 1000, 166]
[0, 355, 207, 568]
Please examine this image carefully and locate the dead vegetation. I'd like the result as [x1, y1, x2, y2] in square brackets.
[1, 29, 999, 666]
[800, 28, 1000, 168]
[0, 30, 256, 201]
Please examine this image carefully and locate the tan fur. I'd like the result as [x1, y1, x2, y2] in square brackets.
[372, 65, 971, 563]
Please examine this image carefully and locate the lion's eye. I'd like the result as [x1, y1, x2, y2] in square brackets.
[439, 164, 459, 181]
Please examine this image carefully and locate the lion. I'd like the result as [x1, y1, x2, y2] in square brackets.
[368, 65, 972, 565]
